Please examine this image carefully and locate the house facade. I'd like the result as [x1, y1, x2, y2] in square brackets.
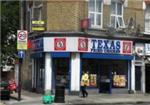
[22, 0, 150, 94]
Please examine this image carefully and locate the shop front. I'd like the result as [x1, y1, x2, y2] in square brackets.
[30, 36, 133, 94]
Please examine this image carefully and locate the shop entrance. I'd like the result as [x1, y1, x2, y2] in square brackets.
[135, 66, 142, 91]
[99, 65, 111, 93]
[53, 58, 70, 89]
[146, 64, 150, 93]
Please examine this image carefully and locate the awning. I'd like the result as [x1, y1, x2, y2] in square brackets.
[51, 52, 70, 58]
[81, 53, 133, 60]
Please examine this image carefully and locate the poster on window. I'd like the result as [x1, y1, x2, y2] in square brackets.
[113, 75, 126, 88]
[90, 74, 97, 87]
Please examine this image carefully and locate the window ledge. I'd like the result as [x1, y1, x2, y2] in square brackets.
[142, 31, 150, 35]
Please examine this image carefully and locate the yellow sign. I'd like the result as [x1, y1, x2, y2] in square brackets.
[32, 20, 45, 31]
[17, 42, 27, 50]
[32, 27, 45, 31]
[113, 75, 126, 87]
[32, 20, 45, 25]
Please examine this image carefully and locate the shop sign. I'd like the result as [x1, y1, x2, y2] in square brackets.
[31, 38, 43, 52]
[145, 43, 150, 55]
[54, 38, 66, 51]
[43, 37, 133, 55]
[90, 39, 121, 54]
[32, 20, 45, 31]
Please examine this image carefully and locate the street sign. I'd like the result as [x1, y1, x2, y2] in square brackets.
[17, 30, 28, 50]
[18, 51, 25, 58]
[32, 20, 45, 31]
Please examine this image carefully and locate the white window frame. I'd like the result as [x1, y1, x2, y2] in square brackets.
[145, 5, 150, 33]
[110, 1, 125, 29]
[88, 0, 103, 29]
[27, 4, 33, 32]
[33, 1, 43, 21]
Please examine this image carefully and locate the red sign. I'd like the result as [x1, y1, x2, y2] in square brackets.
[78, 38, 88, 51]
[54, 38, 66, 50]
[122, 41, 132, 54]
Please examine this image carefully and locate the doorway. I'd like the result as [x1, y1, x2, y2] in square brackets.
[52, 58, 70, 89]
[99, 65, 111, 93]
[135, 66, 142, 91]
[146, 64, 150, 93]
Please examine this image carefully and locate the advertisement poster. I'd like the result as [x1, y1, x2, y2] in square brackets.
[113, 75, 126, 87]
[90, 74, 97, 87]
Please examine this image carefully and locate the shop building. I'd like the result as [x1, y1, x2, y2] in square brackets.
[21, 0, 150, 94]
[30, 34, 134, 94]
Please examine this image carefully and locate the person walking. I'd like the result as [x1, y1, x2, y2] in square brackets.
[80, 71, 89, 98]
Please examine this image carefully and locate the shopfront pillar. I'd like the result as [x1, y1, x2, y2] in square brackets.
[70, 53, 80, 93]
[141, 61, 146, 93]
[131, 59, 135, 92]
[44, 53, 52, 94]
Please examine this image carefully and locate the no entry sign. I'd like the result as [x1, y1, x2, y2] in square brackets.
[17, 30, 28, 50]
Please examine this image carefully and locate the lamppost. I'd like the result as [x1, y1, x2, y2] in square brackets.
[18, 0, 24, 101]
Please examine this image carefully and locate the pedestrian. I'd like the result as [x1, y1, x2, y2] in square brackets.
[80, 71, 89, 98]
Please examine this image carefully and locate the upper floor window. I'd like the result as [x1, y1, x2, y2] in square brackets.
[88, 0, 103, 29]
[27, 2, 33, 32]
[145, 5, 150, 33]
[110, 1, 125, 29]
[33, 1, 43, 20]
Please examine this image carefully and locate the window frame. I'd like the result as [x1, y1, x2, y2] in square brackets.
[88, 0, 103, 29]
[145, 5, 150, 33]
[33, 1, 43, 21]
[110, 1, 125, 29]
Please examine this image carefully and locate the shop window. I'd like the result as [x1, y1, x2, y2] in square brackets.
[35, 58, 45, 89]
[145, 5, 150, 33]
[82, 59, 98, 87]
[110, 1, 125, 29]
[88, 0, 103, 29]
[112, 63, 127, 88]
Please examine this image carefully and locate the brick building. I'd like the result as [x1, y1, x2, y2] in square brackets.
[21, 0, 150, 94]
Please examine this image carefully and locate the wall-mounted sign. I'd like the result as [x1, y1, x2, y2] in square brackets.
[78, 38, 88, 51]
[31, 38, 43, 52]
[42, 37, 133, 55]
[145, 43, 150, 56]
[17, 30, 28, 50]
[32, 20, 45, 31]
[54, 38, 66, 51]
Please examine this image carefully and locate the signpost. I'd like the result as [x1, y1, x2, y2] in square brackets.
[17, 30, 28, 101]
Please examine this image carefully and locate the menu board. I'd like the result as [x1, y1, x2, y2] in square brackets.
[90, 74, 97, 87]
[113, 75, 126, 87]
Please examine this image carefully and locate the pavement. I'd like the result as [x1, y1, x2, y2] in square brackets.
[1, 90, 150, 105]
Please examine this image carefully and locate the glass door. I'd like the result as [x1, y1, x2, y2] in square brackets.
[99, 65, 111, 93]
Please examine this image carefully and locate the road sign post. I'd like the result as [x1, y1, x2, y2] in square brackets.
[17, 30, 27, 101]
